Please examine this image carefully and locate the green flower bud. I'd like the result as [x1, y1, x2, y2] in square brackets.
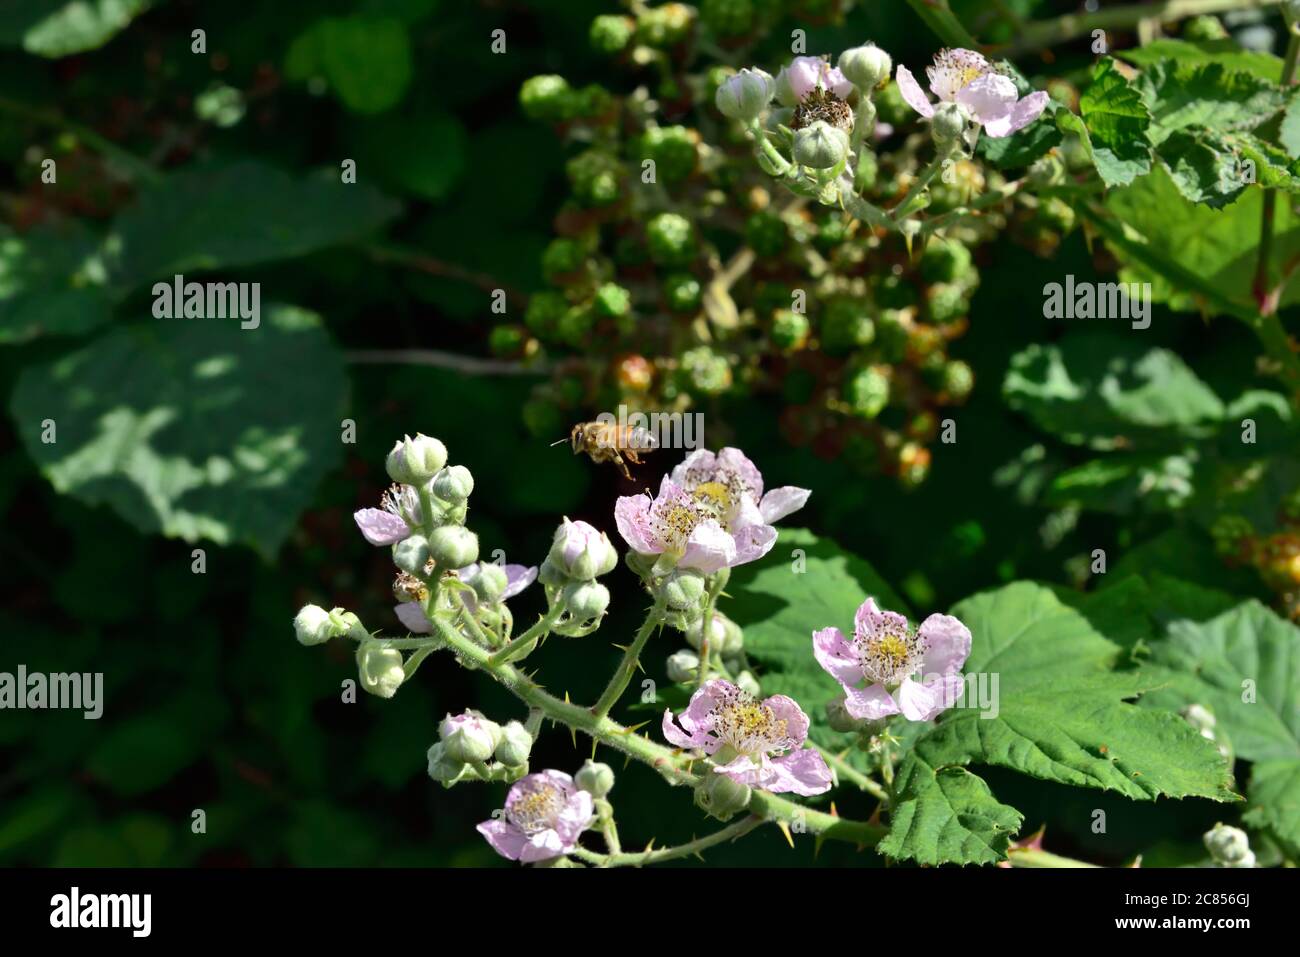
[679, 345, 732, 396]
[661, 568, 707, 610]
[793, 121, 849, 170]
[826, 695, 866, 733]
[575, 759, 616, 797]
[386, 433, 447, 486]
[694, 771, 752, 821]
[1203, 823, 1255, 867]
[294, 604, 337, 646]
[701, 0, 756, 37]
[589, 14, 635, 54]
[392, 535, 431, 577]
[931, 102, 967, 146]
[563, 580, 611, 619]
[465, 562, 509, 603]
[439, 711, 500, 763]
[567, 149, 622, 206]
[666, 649, 700, 683]
[838, 44, 892, 91]
[821, 298, 875, 355]
[428, 526, 479, 568]
[431, 465, 474, 504]
[735, 670, 761, 697]
[646, 212, 697, 267]
[495, 720, 534, 767]
[489, 324, 528, 357]
[357, 640, 405, 698]
[624, 549, 657, 579]
[426, 742, 471, 786]
[549, 518, 619, 580]
[715, 67, 773, 121]
[635, 2, 694, 48]
[542, 237, 589, 283]
[1183, 15, 1228, 41]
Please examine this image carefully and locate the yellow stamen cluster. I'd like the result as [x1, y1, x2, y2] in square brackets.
[857, 618, 927, 686]
[507, 781, 565, 834]
[713, 687, 792, 755]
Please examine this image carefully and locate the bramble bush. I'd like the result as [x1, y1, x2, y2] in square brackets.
[2, 0, 1300, 869]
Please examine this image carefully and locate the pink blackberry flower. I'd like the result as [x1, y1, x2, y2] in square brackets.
[477, 770, 594, 863]
[813, 597, 971, 722]
[615, 447, 809, 573]
[777, 55, 853, 104]
[353, 483, 421, 546]
[895, 48, 1048, 138]
[662, 679, 832, 796]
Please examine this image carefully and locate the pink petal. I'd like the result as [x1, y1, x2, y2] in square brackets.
[984, 90, 1049, 137]
[554, 790, 595, 844]
[786, 56, 823, 100]
[715, 447, 764, 498]
[679, 519, 738, 573]
[477, 819, 529, 860]
[354, 508, 410, 546]
[662, 708, 704, 748]
[918, 613, 972, 677]
[394, 601, 431, 634]
[824, 66, 853, 99]
[502, 564, 538, 600]
[518, 829, 568, 863]
[769, 749, 833, 796]
[670, 448, 716, 487]
[614, 493, 661, 555]
[955, 72, 1018, 128]
[812, 627, 863, 689]
[732, 522, 777, 566]
[713, 754, 764, 788]
[897, 674, 963, 721]
[854, 597, 909, 643]
[764, 694, 811, 748]
[843, 682, 900, 721]
[758, 486, 810, 523]
[895, 65, 935, 118]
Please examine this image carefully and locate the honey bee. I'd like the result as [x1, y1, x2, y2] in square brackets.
[554, 419, 658, 481]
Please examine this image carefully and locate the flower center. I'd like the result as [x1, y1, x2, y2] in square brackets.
[692, 481, 733, 519]
[857, 621, 927, 687]
[382, 483, 422, 526]
[928, 48, 992, 101]
[713, 688, 791, 756]
[793, 87, 854, 132]
[653, 497, 705, 551]
[507, 781, 566, 834]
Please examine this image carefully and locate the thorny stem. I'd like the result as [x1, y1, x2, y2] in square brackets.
[572, 815, 763, 867]
[425, 613, 886, 848]
[489, 604, 566, 666]
[592, 597, 669, 718]
[695, 572, 727, 690]
[1007, 847, 1101, 868]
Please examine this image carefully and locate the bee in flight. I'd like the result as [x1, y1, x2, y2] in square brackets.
[554, 419, 658, 481]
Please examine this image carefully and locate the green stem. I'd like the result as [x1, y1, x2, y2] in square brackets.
[1007, 847, 1100, 868]
[592, 598, 667, 718]
[812, 743, 890, 803]
[1002, 0, 1281, 56]
[905, 0, 981, 49]
[427, 616, 885, 847]
[1254, 13, 1300, 316]
[695, 577, 725, 690]
[892, 153, 948, 221]
[573, 815, 763, 867]
[489, 604, 566, 666]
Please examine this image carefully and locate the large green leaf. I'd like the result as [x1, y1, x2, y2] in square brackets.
[1135, 59, 1286, 146]
[0, 222, 113, 344]
[1119, 39, 1283, 84]
[1079, 58, 1152, 188]
[1003, 333, 1225, 450]
[882, 582, 1237, 866]
[1140, 600, 1300, 856]
[11, 305, 348, 554]
[285, 16, 413, 114]
[0, 0, 150, 57]
[727, 527, 907, 753]
[106, 160, 399, 291]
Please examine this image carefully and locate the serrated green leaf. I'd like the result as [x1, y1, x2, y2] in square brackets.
[106, 160, 399, 290]
[1157, 127, 1300, 207]
[11, 305, 348, 554]
[1044, 452, 1197, 513]
[1243, 759, 1300, 856]
[1004, 333, 1225, 450]
[878, 759, 1022, 866]
[978, 114, 1062, 169]
[1119, 39, 1283, 84]
[1136, 60, 1287, 146]
[1080, 58, 1152, 188]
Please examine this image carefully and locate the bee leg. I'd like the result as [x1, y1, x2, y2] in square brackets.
[625, 450, 643, 466]
[615, 454, 632, 482]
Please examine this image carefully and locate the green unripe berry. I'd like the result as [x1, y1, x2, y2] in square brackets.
[593, 282, 632, 319]
[590, 14, 635, 53]
[646, 212, 696, 267]
[942, 360, 974, 401]
[641, 125, 697, 183]
[745, 210, 788, 257]
[556, 306, 595, 346]
[525, 290, 567, 337]
[920, 241, 973, 284]
[875, 310, 909, 362]
[489, 324, 527, 356]
[844, 366, 890, 419]
[821, 298, 875, 355]
[679, 345, 732, 396]
[926, 283, 968, 325]
[700, 0, 755, 37]
[874, 79, 909, 126]
[636, 2, 694, 48]
[771, 309, 810, 350]
[567, 150, 622, 206]
[541, 237, 588, 284]
[664, 272, 702, 312]
[520, 75, 576, 123]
